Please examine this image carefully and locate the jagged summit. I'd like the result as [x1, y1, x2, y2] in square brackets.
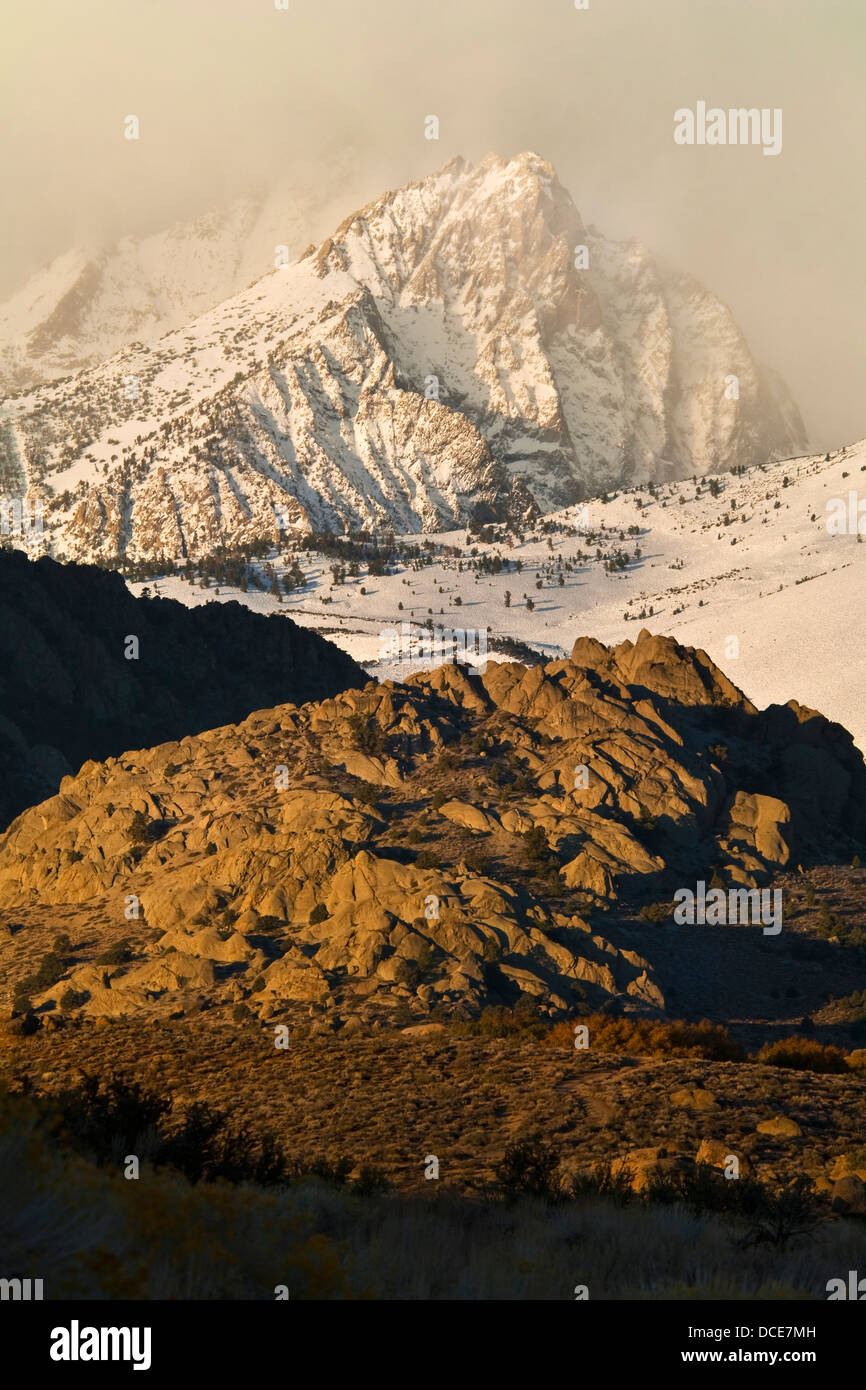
[1, 154, 806, 561]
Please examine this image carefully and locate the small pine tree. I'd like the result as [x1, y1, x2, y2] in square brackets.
[129, 811, 151, 847]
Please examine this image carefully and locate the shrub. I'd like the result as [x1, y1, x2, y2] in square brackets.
[128, 811, 152, 847]
[95, 941, 133, 967]
[59, 988, 87, 1011]
[545, 1014, 745, 1061]
[495, 1133, 564, 1204]
[11, 990, 32, 1017]
[255, 916, 285, 934]
[814, 907, 866, 949]
[641, 1167, 824, 1248]
[293, 1155, 353, 1188]
[523, 826, 553, 864]
[18, 951, 67, 995]
[52, 1074, 171, 1162]
[158, 1103, 289, 1186]
[52, 933, 73, 956]
[463, 1004, 547, 1040]
[756, 1037, 848, 1074]
[352, 1164, 391, 1196]
[569, 1161, 636, 1205]
[346, 713, 388, 756]
[639, 902, 669, 924]
[463, 848, 489, 875]
[232, 1003, 252, 1023]
[736, 1176, 826, 1250]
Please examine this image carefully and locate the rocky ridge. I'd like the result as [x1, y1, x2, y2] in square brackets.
[1, 153, 806, 561]
[1, 629, 862, 1029]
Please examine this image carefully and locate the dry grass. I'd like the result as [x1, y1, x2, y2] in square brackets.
[5, 1018, 866, 1196]
[0, 1087, 860, 1300]
[545, 1014, 745, 1061]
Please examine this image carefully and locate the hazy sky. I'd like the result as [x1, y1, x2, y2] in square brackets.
[2, 0, 863, 448]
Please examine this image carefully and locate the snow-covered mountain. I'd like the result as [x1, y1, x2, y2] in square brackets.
[128, 440, 866, 753]
[0, 171, 368, 394]
[1, 152, 807, 561]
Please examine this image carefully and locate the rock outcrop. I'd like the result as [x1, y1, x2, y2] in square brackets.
[1, 629, 863, 1027]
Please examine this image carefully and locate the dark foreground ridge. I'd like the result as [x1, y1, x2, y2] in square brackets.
[0, 547, 366, 827]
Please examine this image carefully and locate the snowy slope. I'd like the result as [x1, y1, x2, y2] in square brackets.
[0, 166, 370, 394]
[2, 152, 807, 561]
[128, 441, 866, 752]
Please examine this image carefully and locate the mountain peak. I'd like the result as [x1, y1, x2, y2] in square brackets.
[0, 155, 807, 560]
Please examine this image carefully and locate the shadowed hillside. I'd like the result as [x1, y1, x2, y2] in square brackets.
[0, 548, 366, 827]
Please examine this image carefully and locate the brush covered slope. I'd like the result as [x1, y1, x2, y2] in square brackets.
[0, 548, 365, 828]
[2, 154, 806, 562]
[1, 630, 863, 1029]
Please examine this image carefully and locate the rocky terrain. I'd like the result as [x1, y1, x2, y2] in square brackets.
[1, 629, 863, 1031]
[1, 153, 806, 561]
[4, 623, 866, 1303]
[0, 548, 365, 828]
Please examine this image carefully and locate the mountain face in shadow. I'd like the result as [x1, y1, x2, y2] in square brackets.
[0, 548, 366, 827]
